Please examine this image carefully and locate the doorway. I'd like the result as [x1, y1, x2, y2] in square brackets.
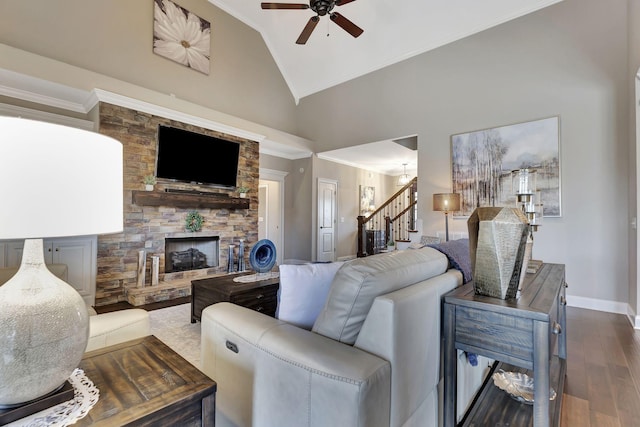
[259, 168, 287, 266]
[317, 178, 337, 262]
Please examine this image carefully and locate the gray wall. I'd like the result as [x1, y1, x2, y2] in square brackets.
[312, 157, 397, 260]
[260, 153, 397, 261]
[296, 0, 632, 308]
[0, 0, 299, 135]
[1, 0, 637, 310]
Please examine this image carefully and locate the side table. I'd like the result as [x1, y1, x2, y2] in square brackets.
[443, 263, 567, 427]
[76, 335, 216, 426]
[191, 272, 279, 323]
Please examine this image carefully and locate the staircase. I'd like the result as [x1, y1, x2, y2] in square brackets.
[357, 177, 418, 257]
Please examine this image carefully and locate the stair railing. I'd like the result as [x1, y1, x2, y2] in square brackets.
[357, 177, 417, 257]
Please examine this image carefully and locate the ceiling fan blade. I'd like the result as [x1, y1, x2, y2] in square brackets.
[261, 3, 309, 9]
[329, 12, 363, 38]
[296, 16, 319, 45]
[335, 0, 357, 6]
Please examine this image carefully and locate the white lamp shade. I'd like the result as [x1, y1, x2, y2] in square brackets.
[0, 117, 123, 239]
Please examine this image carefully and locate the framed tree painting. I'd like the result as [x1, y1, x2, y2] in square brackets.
[451, 116, 561, 217]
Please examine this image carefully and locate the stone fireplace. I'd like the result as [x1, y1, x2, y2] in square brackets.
[165, 233, 219, 273]
[95, 102, 259, 307]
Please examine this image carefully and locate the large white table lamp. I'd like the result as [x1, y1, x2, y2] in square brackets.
[0, 117, 123, 407]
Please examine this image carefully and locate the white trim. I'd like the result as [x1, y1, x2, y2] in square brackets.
[627, 304, 640, 329]
[90, 89, 267, 142]
[0, 83, 89, 113]
[567, 294, 629, 315]
[259, 168, 288, 179]
[260, 145, 312, 160]
[0, 102, 94, 130]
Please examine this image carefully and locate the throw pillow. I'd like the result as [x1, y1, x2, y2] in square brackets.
[276, 262, 345, 329]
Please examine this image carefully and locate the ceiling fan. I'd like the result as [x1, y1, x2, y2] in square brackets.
[261, 0, 363, 45]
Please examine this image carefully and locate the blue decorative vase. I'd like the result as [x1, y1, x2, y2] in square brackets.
[249, 239, 276, 273]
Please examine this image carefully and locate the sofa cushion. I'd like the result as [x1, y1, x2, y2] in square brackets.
[276, 261, 344, 329]
[312, 247, 448, 345]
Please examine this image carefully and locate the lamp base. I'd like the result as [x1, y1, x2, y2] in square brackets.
[0, 239, 89, 407]
[0, 381, 74, 424]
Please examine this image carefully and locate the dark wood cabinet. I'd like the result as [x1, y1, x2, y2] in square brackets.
[191, 273, 279, 323]
[443, 263, 567, 427]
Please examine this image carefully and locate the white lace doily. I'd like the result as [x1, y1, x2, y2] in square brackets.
[7, 368, 99, 427]
[233, 271, 279, 283]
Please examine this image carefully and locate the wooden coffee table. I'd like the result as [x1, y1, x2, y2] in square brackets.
[191, 272, 279, 323]
[75, 335, 216, 426]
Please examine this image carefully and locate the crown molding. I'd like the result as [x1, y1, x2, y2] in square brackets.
[0, 69, 313, 159]
[0, 102, 94, 130]
[89, 89, 267, 143]
[0, 82, 89, 113]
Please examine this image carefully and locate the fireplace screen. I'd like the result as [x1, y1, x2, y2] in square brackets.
[165, 236, 219, 273]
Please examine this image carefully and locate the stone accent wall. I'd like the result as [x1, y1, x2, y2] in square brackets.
[96, 103, 259, 306]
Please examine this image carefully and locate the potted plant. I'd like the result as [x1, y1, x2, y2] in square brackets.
[238, 186, 249, 198]
[387, 238, 395, 251]
[143, 175, 157, 191]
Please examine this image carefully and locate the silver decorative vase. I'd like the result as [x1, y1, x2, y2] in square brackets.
[468, 207, 529, 299]
[0, 239, 89, 407]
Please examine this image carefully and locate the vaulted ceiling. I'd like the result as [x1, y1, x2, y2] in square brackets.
[209, 0, 562, 102]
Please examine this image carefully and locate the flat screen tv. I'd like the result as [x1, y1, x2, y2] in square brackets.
[156, 125, 240, 188]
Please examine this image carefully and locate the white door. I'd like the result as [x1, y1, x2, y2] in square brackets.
[317, 179, 337, 262]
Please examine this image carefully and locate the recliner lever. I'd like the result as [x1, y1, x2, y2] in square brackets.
[226, 340, 239, 353]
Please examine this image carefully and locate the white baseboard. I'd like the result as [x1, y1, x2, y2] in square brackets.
[627, 305, 640, 329]
[566, 294, 635, 323]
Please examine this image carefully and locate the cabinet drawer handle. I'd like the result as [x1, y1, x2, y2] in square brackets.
[256, 306, 264, 312]
[255, 294, 264, 299]
[552, 322, 562, 335]
[560, 295, 567, 306]
[564, 282, 569, 288]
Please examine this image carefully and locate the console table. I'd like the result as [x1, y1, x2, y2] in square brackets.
[443, 263, 567, 427]
[191, 272, 279, 323]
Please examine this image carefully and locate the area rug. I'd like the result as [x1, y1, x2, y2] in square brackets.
[148, 303, 202, 370]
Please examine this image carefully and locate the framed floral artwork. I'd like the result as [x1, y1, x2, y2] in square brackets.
[153, 0, 211, 75]
[451, 116, 561, 217]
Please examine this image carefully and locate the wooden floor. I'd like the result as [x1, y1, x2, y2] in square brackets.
[562, 306, 640, 426]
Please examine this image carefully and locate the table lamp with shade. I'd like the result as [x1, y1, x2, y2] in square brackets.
[0, 117, 123, 407]
[433, 193, 461, 241]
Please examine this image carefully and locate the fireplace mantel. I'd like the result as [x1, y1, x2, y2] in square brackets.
[133, 190, 250, 209]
